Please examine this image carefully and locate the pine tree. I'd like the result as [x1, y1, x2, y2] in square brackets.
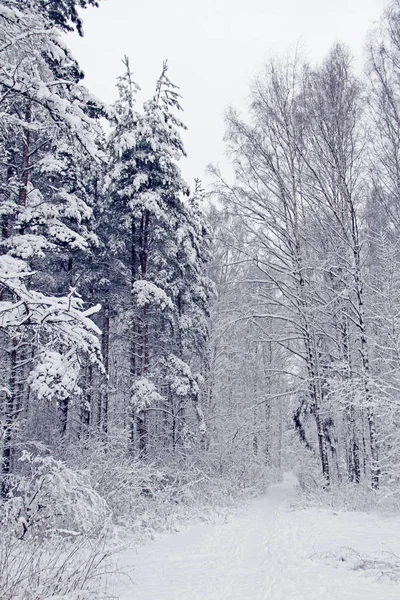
[0, 0, 106, 491]
[106, 60, 211, 455]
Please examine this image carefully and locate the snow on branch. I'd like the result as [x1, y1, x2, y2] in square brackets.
[0, 256, 103, 402]
[132, 280, 173, 310]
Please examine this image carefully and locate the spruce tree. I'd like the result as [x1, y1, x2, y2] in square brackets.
[107, 60, 211, 455]
[0, 0, 105, 491]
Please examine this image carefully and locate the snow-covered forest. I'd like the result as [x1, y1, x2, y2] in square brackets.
[2, 0, 400, 598]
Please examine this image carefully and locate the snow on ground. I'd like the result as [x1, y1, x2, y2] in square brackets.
[107, 473, 400, 599]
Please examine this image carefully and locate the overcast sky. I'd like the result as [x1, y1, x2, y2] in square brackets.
[69, 0, 389, 186]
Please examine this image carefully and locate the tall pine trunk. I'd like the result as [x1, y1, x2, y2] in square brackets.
[18, 103, 31, 209]
[100, 299, 110, 435]
[136, 211, 150, 456]
[129, 219, 138, 454]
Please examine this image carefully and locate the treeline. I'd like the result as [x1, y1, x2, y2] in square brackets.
[3, 0, 400, 521]
[211, 0, 400, 491]
[0, 0, 212, 498]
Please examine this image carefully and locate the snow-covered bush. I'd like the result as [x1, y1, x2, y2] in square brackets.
[297, 480, 379, 512]
[2, 453, 110, 539]
[0, 528, 113, 600]
[0, 454, 116, 599]
[73, 439, 188, 533]
[69, 435, 278, 538]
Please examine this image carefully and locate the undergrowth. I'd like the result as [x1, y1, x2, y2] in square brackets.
[0, 438, 278, 598]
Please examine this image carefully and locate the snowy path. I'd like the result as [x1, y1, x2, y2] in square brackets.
[111, 474, 400, 599]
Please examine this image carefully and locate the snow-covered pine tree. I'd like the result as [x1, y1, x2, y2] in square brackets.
[161, 179, 212, 448]
[0, 0, 106, 491]
[107, 60, 210, 455]
[36, 0, 101, 36]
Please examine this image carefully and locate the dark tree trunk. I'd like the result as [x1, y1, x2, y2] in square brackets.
[100, 300, 110, 434]
[352, 222, 380, 489]
[59, 396, 69, 443]
[129, 219, 138, 454]
[80, 365, 92, 438]
[18, 103, 31, 208]
[136, 210, 150, 456]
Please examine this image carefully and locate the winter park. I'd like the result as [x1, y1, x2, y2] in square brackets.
[3, 0, 400, 598]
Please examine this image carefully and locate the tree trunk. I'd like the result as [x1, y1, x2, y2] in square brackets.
[100, 300, 110, 435]
[19, 103, 31, 208]
[136, 210, 150, 456]
[1, 341, 18, 499]
[296, 247, 330, 484]
[59, 396, 69, 444]
[352, 219, 380, 489]
[80, 365, 92, 438]
[2, 153, 14, 241]
[130, 218, 138, 454]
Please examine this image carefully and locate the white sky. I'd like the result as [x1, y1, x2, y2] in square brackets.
[68, 0, 389, 186]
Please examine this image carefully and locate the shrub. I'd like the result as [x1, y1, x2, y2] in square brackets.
[2, 452, 110, 540]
